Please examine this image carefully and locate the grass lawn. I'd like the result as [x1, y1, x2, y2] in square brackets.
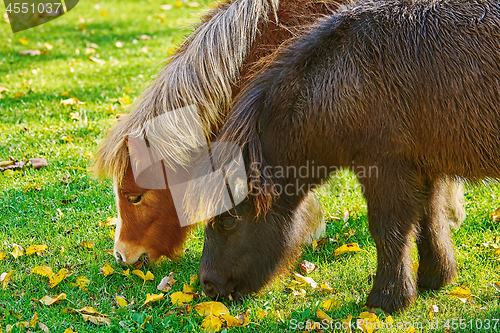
[1, 0, 500, 331]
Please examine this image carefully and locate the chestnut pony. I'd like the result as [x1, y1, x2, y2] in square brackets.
[189, 0, 496, 314]
[93, 0, 344, 266]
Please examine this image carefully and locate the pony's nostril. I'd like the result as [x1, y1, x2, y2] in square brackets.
[202, 280, 219, 300]
[115, 251, 125, 266]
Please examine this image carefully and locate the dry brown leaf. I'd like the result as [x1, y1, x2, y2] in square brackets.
[299, 260, 318, 274]
[81, 314, 111, 326]
[19, 49, 48, 56]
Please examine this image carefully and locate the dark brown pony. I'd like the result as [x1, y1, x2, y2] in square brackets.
[93, 0, 341, 266]
[192, 0, 499, 313]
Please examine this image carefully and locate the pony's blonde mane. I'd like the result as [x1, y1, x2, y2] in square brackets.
[93, 0, 280, 183]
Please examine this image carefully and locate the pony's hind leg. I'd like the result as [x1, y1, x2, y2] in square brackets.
[416, 176, 459, 291]
[361, 161, 425, 313]
[446, 177, 466, 229]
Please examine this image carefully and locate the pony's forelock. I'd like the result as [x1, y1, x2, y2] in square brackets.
[92, 0, 280, 184]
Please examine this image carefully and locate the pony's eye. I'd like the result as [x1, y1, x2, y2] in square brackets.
[220, 218, 237, 230]
[127, 195, 143, 204]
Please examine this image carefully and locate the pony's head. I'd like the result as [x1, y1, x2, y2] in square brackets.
[94, 126, 189, 266]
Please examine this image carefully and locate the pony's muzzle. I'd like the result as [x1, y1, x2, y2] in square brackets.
[114, 249, 148, 267]
[201, 276, 238, 301]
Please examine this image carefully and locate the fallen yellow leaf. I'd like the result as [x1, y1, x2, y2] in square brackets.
[358, 312, 381, 333]
[116, 295, 128, 307]
[194, 301, 230, 316]
[28, 311, 38, 328]
[143, 293, 164, 305]
[122, 269, 130, 276]
[32, 266, 54, 278]
[175, 0, 183, 7]
[170, 291, 193, 306]
[132, 270, 154, 281]
[0, 270, 13, 289]
[63, 329, 77, 333]
[293, 273, 318, 288]
[18, 37, 29, 45]
[118, 93, 131, 106]
[49, 268, 71, 288]
[256, 310, 267, 319]
[0, 251, 7, 260]
[81, 313, 111, 326]
[25, 244, 48, 256]
[71, 276, 89, 290]
[100, 264, 114, 276]
[448, 286, 472, 303]
[320, 282, 335, 292]
[201, 314, 223, 333]
[316, 308, 332, 324]
[101, 217, 117, 227]
[89, 56, 106, 65]
[100, 11, 108, 17]
[39, 293, 67, 306]
[61, 97, 84, 106]
[11, 244, 24, 259]
[183, 284, 195, 293]
[322, 299, 341, 311]
[190, 274, 198, 285]
[334, 243, 362, 257]
[80, 241, 93, 248]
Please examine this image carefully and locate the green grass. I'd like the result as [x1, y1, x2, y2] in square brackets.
[1, 0, 500, 332]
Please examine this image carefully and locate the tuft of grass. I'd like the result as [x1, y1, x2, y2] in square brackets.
[1, 1, 500, 332]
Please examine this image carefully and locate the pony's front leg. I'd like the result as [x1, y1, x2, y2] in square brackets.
[361, 162, 424, 313]
[416, 176, 458, 291]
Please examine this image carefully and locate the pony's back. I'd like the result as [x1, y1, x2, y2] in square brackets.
[222, 0, 500, 183]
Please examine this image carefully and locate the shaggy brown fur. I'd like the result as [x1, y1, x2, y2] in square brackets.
[196, 0, 498, 313]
